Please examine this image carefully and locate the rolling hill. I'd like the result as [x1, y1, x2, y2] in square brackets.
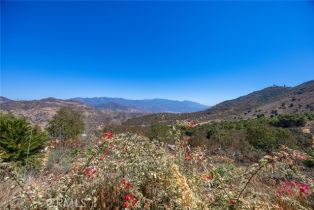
[124, 80, 314, 125]
[0, 97, 144, 129]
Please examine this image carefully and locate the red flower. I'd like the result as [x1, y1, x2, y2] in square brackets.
[123, 193, 137, 209]
[184, 152, 192, 161]
[84, 166, 97, 178]
[125, 194, 133, 201]
[121, 178, 126, 185]
[103, 131, 113, 139]
[229, 199, 237, 206]
[120, 179, 133, 189]
[122, 202, 128, 208]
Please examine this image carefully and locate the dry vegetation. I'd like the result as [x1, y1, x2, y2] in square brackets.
[1, 119, 313, 209]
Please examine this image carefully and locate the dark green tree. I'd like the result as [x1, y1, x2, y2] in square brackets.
[47, 107, 84, 140]
[0, 113, 48, 167]
[271, 114, 307, 128]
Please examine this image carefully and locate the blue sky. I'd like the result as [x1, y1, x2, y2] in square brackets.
[1, 1, 314, 105]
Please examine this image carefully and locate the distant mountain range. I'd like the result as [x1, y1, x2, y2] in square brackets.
[124, 80, 314, 125]
[0, 96, 208, 129]
[2, 80, 313, 128]
[0, 97, 142, 129]
[70, 97, 208, 113]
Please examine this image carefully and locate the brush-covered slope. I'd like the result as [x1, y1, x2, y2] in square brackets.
[124, 80, 314, 125]
[0, 97, 144, 129]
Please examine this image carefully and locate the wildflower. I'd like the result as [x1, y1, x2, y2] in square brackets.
[84, 166, 97, 178]
[277, 180, 311, 198]
[185, 152, 192, 161]
[103, 131, 113, 139]
[120, 179, 133, 189]
[229, 199, 237, 206]
[200, 174, 213, 182]
[122, 193, 137, 209]
[122, 202, 128, 208]
[98, 155, 105, 161]
[299, 183, 310, 196]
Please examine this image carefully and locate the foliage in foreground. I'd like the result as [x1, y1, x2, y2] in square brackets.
[1, 127, 313, 209]
[0, 113, 48, 169]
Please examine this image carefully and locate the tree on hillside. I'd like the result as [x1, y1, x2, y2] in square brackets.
[47, 107, 84, 140]
[0, 113, 48, 168]
[271, 114, 307, 128]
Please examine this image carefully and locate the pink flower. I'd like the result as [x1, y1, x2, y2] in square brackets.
[299, 183, 310, 196]
[277, 180, 311, 198]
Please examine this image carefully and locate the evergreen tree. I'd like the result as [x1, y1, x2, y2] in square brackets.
[47, 107, 84, 140]
[0, 113, 48, 167]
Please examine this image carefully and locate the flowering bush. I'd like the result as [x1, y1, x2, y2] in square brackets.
[1, 125, 313, 210]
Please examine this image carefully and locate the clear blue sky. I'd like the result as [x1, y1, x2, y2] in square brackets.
[1, 1, 314, 105]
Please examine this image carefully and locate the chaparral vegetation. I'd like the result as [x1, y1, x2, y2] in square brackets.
[0, 109, 314, 210]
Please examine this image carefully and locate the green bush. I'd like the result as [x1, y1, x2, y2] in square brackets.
[0, 113, 48, 168]
[246, 123, 292, 152]
[271, 114, 307, 128]
[148, 122, 177, 144]
[47, 107, 84, 140]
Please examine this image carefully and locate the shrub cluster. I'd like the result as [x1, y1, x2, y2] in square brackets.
[47, 107, 85, 140]
[0, 113, 48, 169]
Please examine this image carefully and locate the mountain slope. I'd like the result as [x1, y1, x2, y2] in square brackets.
[124, 80, 314, 125]
[0, 98, 144, 129]
[0, 96, 12, 103]
[71, 97, 208, 113]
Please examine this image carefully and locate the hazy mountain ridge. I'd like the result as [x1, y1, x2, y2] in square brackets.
[0, 96, 208, 129]
[124, 80, 314, 125]
[70, 97, 208, 113]
[0, 96, 12, 103]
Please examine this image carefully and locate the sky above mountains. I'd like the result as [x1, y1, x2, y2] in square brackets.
[1, 1, 314, 105]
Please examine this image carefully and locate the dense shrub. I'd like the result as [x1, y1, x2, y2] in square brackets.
[271, 114, 307, 128]
[47, 107, 84, 140]
[148, 121, 178, 144]
[0, 113, 48, 168]
[182, 118, 308, 158]
[246, 123, 291, 152]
